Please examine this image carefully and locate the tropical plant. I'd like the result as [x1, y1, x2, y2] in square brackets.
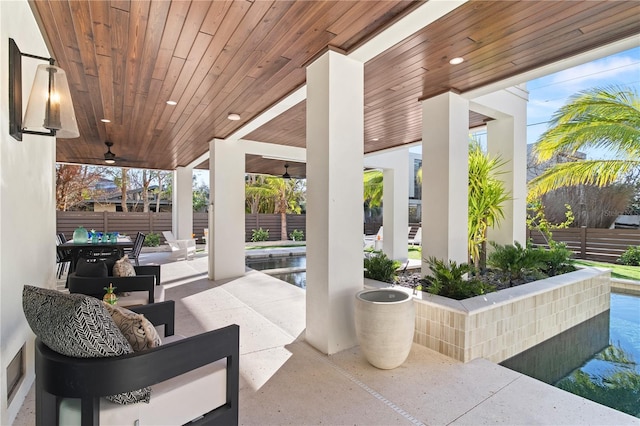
[289, 229, 304, 241]
[364, 251, 401, 283]
[619, 245, 640, 266]
[363, 169, 384, 209]
[536, 242, 576, 276]
[420, 257, 494, 300]
[251, 228, 269, 242]
[468, 142, 510, 270]
[529, 85, 640, 198]
[487, 241, 546, 286]
[143, 232, 160, 247]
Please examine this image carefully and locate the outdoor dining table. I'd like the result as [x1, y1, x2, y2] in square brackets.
[59, 237, 134, 274]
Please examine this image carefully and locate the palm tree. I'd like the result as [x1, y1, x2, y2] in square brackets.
[363, 169, 383, 208]
[529, 86, 640, 198]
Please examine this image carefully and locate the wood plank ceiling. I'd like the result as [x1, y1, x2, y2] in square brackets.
[29, 0, 640, 175]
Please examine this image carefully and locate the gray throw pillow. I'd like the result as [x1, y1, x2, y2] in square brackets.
[22, 285, 150, 404]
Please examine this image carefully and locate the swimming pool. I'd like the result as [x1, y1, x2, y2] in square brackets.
[246, 255, 307, 289]
[501, 292, 640, 418]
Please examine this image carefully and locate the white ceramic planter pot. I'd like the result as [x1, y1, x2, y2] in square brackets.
[355, 289, 415, 369]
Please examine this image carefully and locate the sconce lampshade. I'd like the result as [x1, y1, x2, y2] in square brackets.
[23, 63, 79, 138]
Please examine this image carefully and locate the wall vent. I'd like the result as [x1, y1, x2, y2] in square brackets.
[7, 345, 25, 405]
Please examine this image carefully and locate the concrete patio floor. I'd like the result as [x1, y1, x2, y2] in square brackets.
[14, 250, 639, 425]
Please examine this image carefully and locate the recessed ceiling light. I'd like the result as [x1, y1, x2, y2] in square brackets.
[449, 57, 464, 65]
[166, 100, 177, 106]
[100, 118, 111, 123]
[227, 113, 241, 121]
[372, 138, 379, 141]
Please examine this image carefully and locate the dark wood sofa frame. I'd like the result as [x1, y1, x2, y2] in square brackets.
[67, 265, 162, 305]
[34, 300, 240, 425]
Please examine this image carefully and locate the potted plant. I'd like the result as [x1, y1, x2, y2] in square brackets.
[356, 251, 414, 369]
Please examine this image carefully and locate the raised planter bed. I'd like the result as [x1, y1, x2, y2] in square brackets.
[366, 267, 611, 363]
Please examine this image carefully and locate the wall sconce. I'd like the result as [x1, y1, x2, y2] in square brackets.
[8, 38, 79, 141]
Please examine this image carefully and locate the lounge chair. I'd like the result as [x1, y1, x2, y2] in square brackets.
[162, 231, 196, 260]
[409, 227, 422, 246]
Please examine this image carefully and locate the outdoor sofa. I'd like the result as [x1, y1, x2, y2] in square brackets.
[67, 260, 164, 307]
[23, 286, 239, 425]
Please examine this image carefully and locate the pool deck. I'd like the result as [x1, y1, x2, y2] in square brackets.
[14, 250, 640, 425]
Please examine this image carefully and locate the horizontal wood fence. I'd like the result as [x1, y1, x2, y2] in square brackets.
[527, 228, 640, 263]
[57, 213, 639, 261]
[57, 212, 307, 243]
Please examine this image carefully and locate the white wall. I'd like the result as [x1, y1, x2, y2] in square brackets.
[0, 1, 57, 423]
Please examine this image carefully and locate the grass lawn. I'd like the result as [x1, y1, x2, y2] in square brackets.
[575, 260, 640, 281]
[408, 245, 422, 260]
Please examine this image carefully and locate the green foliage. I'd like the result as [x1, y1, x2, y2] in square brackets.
[536, 242, 576, 276]
[619, 245, 640, 266]
[420, 257, 495, 300]
[487, 241, 546, 285]
[364, 251, 401, 284]
[289, 229, 304, 241]
[143, 232, 160, 247]
[529, 85, 640, 198]
[363, 170, 384, 209]
[526, 200, 574, 244]
[251, 228, 269, 242]
[468, 142, 510, 269]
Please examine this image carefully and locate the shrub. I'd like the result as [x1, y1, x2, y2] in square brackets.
[420, 257, 495, 300]
[537, 242, 576, 276]
[487, 241, 545, 285]
[251, 228, 269, 242]
[289, 229, 304, 241]
[619, 245, 640, 266]
[143, 232, 160, 247]
[364, 251, 401, 284]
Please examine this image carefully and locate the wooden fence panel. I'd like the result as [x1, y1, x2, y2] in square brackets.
[286, 215, 306, 240]
[528, 227, 640, 262]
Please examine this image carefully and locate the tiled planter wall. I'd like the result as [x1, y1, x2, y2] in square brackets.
[412, 268, 611, 363]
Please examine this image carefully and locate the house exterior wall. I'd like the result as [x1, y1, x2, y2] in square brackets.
[0, 1, 57, 423]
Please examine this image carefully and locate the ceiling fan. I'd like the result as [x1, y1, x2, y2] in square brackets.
[103, 141, 117, 164]
[282, 164, 291, 179]
[64, 141, 138, 166]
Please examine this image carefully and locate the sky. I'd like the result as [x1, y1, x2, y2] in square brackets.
[526, 45, 640, 157]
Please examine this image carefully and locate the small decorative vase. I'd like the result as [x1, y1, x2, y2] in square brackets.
[103, 284, 118, 305]
[355, 289, 415, 369]
[73, 226, 89, 243]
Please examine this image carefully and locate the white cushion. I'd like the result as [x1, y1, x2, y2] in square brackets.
[59, 359, 228, 425]
[118, 285, 165, 308]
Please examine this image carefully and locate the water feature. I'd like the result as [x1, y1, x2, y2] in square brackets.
[501, 293, 640, 418]
[246, 255, 307, 288]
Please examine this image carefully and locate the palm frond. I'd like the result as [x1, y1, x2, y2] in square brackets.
[528, 159, 640, 198]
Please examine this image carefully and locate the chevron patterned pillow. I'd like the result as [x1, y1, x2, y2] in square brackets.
[22, 285, 151, 404]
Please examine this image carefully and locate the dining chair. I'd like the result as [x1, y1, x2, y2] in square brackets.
[124, 232, 146, 266]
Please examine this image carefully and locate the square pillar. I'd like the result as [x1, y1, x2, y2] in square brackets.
[306, 50, 364, 355]
[484, 89, 528, 246]
[381, 151, 409, 260]
[208, 139, 246, 280]
[172, 166, 194, 240]
[421, 92, 469, 268]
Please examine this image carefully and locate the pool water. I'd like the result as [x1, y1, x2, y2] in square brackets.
[501, 293, 640, 418]
[246, 255, 306, 271]
[246, 256, 306, 288]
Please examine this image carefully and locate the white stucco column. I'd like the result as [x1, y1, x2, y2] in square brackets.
[306, 50, 364, 355]
[421, 92, 469, 269]
[471, 86, 528, 246]
[208, 139, 246, 280]
[364, 149, 410, 260]
[172, 166, 194, 240]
